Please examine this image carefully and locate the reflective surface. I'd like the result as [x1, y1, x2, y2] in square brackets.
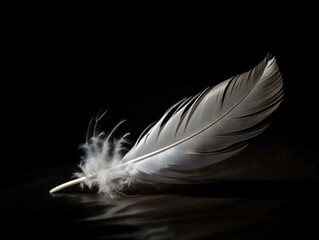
[1, 138, 318, 239]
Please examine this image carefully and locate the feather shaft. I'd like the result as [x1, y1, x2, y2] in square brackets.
[49, 174, 95, 193]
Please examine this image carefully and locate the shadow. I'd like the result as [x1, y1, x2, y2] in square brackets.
[45, 188, 319, 240]
[160, 180, 319, 199]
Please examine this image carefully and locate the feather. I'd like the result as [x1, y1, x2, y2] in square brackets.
[49, 55, 283, 197]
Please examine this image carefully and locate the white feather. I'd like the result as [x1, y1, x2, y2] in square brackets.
[50, 55, 283, 197]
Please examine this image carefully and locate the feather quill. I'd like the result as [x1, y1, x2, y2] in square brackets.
[50, 55, 283, 197]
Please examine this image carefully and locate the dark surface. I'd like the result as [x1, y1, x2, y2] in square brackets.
[2, 10, 319, 240]
[1, 138, 319, 239]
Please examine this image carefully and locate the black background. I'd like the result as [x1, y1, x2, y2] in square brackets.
[1, 8, 319, 239]
[3, 16, 317, 177]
